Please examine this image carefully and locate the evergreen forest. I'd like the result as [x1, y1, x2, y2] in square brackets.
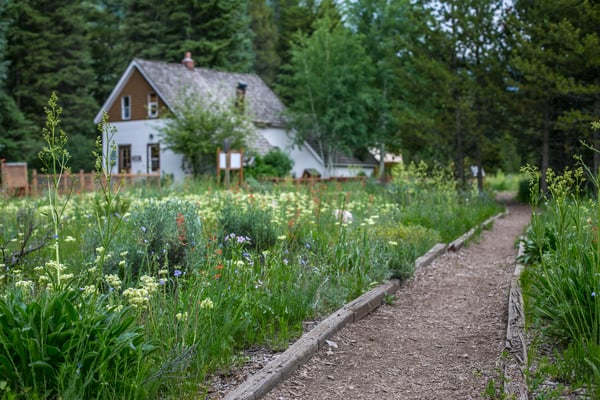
[0, 0, 598, 180]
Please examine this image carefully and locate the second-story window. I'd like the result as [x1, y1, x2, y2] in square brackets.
[148, 92, 158, 118]
[121, 96, 131, 120]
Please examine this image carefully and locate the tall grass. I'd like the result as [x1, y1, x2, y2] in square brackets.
[520, 165, 600, 395]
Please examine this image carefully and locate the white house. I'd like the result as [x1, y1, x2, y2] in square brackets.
[94, 52, 376, 181]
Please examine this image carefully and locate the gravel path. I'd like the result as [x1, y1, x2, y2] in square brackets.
[262, 204, 531, 400]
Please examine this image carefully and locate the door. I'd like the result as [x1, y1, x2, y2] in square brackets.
[118, 145, 131, 173]
[147, 143, 160, 173]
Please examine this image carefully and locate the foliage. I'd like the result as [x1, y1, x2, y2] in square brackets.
[519, 165, 600, 395]
[388, 161, 501, 242]
[279, 13, 376, 174]
[4, 0, 98, 171]
[250, 0, 280, 86]
[158, 93, 256, 177]
[123, 0, 254, 72]
[509, 0, 600, 184]
[246, 148, 294, 178]
[218, 199, 281, 253]
[0, 289, 154, 399]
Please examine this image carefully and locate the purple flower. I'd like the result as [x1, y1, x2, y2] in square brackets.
[159, 279, 166, 285]
[173, 269, 182, 278]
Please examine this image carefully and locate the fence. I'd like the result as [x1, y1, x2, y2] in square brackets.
[0, 162, 29, 196]
[28, 170, 161, 196]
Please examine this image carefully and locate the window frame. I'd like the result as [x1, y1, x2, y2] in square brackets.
[147, 93, 159, 118]
[121, 95, 131, 120]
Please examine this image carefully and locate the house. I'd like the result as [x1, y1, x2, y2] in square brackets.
[94, 52, 376, 182]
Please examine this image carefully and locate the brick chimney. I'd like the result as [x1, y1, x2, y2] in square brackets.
[182, 51, 194, 70]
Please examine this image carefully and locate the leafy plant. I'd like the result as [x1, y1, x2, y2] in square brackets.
[0, 289, 154, 399]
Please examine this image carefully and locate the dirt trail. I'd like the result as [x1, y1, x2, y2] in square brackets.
[263, 204, 531, 400]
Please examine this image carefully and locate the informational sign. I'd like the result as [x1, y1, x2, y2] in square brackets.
[219, 152, 242, 169]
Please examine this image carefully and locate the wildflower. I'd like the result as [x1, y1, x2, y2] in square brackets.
[96, 246, 105, 254]
[64, 236, 76, 242]
[81, 285, 97, 297]
[173, 269, 183, 278]
[119, 251, 129, 257]
[176, 312, 188, 321]
[388, 241, 398, 247]
[199, 298, 214, 309]
[277, 235, 287, 241]
[104, 274, 122, 290]
[139, 275, 159, 294]
[15, 280, 33, 290]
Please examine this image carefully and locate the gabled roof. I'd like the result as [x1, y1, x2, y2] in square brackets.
[94, 58, 286, 127]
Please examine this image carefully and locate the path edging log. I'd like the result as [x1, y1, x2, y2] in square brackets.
[503, 241, 529, 400]
[223, 211, 507, 400]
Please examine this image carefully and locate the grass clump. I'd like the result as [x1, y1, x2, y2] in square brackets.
[519, 164, 600, 397]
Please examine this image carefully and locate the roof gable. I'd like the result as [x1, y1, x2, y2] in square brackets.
[95, 58, 286, 126]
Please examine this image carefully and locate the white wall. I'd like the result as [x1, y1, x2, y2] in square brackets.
[105, 119, 187, 182]
[105, 121, 365, 182]
[259, 127, 325, 178]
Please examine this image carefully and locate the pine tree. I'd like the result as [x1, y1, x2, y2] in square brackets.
[5, 0, 97, 170]
[124, 0, 255, 72]
[250, 0, 280, 85]
[511, 0, 600, 183]
[0, 0, 35, 163]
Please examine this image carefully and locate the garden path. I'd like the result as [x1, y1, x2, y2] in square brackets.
[260, 203, 531, 400]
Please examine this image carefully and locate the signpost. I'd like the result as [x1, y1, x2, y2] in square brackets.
[217, 148, 244, 187]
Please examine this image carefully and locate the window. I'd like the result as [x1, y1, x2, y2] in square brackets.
[147, 143, 160, 173]
[148, 93, 158, 118]
[121, 96, 131, 120]
[118, 145, 131, 173]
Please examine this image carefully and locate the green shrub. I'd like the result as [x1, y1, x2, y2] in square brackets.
[246, 149, 294, 178]
[520, 165, 600, 391]
[0, 289, 154, 399]
[218, 200, 280, 252]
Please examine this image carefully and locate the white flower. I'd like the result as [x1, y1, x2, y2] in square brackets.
[199, 298, 214, 309]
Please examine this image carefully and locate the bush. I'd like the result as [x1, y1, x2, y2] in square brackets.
[246, 149, 294, 178]
[218, 200, 280, 252]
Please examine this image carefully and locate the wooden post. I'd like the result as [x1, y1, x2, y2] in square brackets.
[32, 169, 37, 196]
[216, 147, 221, 184]
[239, 148, 244, 185]
[225, 150, 231, 188]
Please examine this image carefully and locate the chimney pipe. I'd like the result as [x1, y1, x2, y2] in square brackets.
[235, 81, 247, 112]
[182, 51, 194, 70]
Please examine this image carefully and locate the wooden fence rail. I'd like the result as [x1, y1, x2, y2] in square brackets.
[29, 170, 161, 196]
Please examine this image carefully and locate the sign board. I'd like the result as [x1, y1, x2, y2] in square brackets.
[219, 152, 242, 169]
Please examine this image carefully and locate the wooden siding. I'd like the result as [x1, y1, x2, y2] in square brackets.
[106, 68, 167, 122]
